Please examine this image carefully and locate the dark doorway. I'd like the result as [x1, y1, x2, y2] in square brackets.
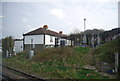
[55, 38, 59, 47]
[60, 40, 65, 47]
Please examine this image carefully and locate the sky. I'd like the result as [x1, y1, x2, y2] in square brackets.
[118, 1, 120, 27]
[0, 0, 119, 39]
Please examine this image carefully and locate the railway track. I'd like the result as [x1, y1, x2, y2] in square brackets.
[0, 74, 8, 81]
[0, 64, 77, 81]
[1, 73, 15, 81]
[0, 64, 46, 81]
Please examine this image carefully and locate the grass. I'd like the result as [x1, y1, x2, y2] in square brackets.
[3, 47, 109, 79]
[74, 47, 90, 54]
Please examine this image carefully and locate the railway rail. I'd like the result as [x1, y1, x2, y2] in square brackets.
[0, 75, 8, 81]
[1, 73, 15, 81]
[0, 64, 46, 81]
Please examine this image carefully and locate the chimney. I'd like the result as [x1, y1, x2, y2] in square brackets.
[59, 31, 63, 34]
[43, 25, 48, 30]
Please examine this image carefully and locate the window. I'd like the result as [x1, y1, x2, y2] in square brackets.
[50, 36, 53, 42]
[30, 39, 35, 49]
[31, 39, 33, 43]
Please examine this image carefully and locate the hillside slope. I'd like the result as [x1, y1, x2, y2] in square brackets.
[92, 37, 119, 63]
[3, 47, 110, 79]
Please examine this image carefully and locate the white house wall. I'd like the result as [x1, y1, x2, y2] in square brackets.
[66, 40, 71, 46]
[14, 41, 23, 53]
[45, 35, 56, 45]
[24, 35, 44, 44]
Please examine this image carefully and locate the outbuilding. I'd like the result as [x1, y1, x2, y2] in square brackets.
[14, 39, 23, 53]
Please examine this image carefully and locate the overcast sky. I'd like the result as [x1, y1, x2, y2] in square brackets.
[1, 0, 119, 39]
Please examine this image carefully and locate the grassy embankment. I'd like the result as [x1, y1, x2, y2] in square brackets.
[3, 46, 109, 79]
[91, 38, 119, 79]
[92, 38, 119, 64]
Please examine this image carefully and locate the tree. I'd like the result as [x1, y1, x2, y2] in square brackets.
[2, 36, 14, 55]
[70, 28, 81, 34]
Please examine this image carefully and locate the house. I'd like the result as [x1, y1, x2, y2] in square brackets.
[23, 25, 72, 51]
[14, 39, 23, 53]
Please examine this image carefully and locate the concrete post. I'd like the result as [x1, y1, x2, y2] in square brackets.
[6, 50, 8, 58]
[29, 50, 34, 59]
[115, 52, 119, 73]
[97, 33, 100, 46]
[91, 33, 94, 48]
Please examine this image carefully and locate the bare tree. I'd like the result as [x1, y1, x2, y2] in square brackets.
[70, 28, 81, 34]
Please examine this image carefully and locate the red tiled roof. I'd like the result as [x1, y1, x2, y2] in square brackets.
[23, 27, 67, 38]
